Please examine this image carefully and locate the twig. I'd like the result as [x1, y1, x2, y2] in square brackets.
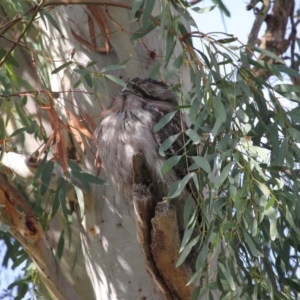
[0, 0, 46, 67]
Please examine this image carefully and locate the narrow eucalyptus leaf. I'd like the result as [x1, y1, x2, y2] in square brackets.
[132, 0, 144, 14]
[167, 54, 184, 77]
[131, 21, 156, 40]
[41, 160, 55, 196]
[243, 231, 263, 257]
[288, 128, 300, 141]
[186, 128, 201, 144]
[103, 74, 126, 87]
[158, 133, 180, 157]
[191, 156, 211, 173]
[154, 111, 176, 131]
[176, 235, 200, 267]
[252, 46, 285, 64]
[192, 5, 217, 14]
[168, 173, 193, 198]
[74, 186, 85, 219]
[52, 61, 73, 74]
[264, 207, 278, 241]
[218, 261, 235, 291]
[142, 0, 155, 27]
[100, 64, 126, 73]
[214, 162, 233, 190]
[56, 231, 65, 261]
[161, 155, 182, 174]
[183, 196, 193, 228]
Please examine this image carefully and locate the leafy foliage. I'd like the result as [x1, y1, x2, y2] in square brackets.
[0, 0, 300, 299]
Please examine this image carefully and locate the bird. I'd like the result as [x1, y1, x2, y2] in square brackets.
[93, 78, 196, 212]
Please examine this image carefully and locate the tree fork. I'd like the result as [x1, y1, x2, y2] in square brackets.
[132, 153, 196, 300]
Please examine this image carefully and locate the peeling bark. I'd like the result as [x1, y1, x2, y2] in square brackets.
[248, 0, 295, 79]
[0, 173, 80, 300]
[132, 153, 197, 300]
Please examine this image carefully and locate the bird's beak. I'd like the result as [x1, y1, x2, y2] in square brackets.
[121, 88, 130, 94]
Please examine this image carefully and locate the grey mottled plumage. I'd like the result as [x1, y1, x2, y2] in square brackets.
[94, 78, 190, 202]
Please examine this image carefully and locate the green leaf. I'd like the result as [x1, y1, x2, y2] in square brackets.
[142, 0, 155, 27]
[212, 119, 222, 137]
[191, 287, 201, 300]
[164, 31, 177, 67]
[264, 207, 277, 241]
[288, 128, 300, 141]
[183, 196, 193, 228]
[186, 128, 201, 144]
[216, 37, 238, 44]
[159, 1, 166, 38]
[154, 111, 176, 131]
[86, 61, 98, 68]
[73, 68, 92, 76]
[176, 235, 200, 267]
[218, 261, 235, 291]
[14, 101, 30, 126]
[52, 179, 65, 219]
[195, 71, 202, 103]
[51, 61, 73, 74]
[74, 186, 85, 219]
[100, 62, 128, 73]
[40, 10, 62, 34]
[33, 153, 49, 181]
[283, 278, 300, 294]
[0, 49, 20, 68]
[56, 230, 64, 261]
[276, 65, 300, 80]
[236, 109, 249, 123]
[180, 212, 197, 252]
[167, 54, 184, 78]
[168, 173, 193, 198]
[285, 211, 300, 236]
[59, 183, 72, 223]
[249, 59, 283, 81]
[222, 220, 236, 233]
[191, 156, 211, 173]
[257, 182, 270, 198]
[10, 127, 27, 137]
[192, 5, 217, 14]
[158, 133, 180, 157]
[251, 46, 285, 64]
[0, 223, 9, 232]
[132, 0, 144, 14]
[274, 84, 300, 94]
[239, 49, 250, 68]
[188, 246, 209, 286]
[71, 170, 107, 189]
[41, 160, 54, 196]
[213, 95, 226, 122]
[161, 155, 182, 174]
[131, 20, 156, 40]
[243, 231, 263, 257]
[214, 162, 233, 190]
[148, 63, 161, 79]
[103, 74, 126, 87]
[0, 71, 12, 94]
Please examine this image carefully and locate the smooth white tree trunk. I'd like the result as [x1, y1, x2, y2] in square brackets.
[2, 2, 191, 299]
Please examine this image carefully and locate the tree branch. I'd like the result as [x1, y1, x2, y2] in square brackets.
[0, 173, 80, 300]
[247, 0, 271, 55]
[251, 0, 295, 79]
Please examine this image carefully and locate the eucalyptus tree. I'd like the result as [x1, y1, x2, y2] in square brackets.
[0, 0, 299, 299]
